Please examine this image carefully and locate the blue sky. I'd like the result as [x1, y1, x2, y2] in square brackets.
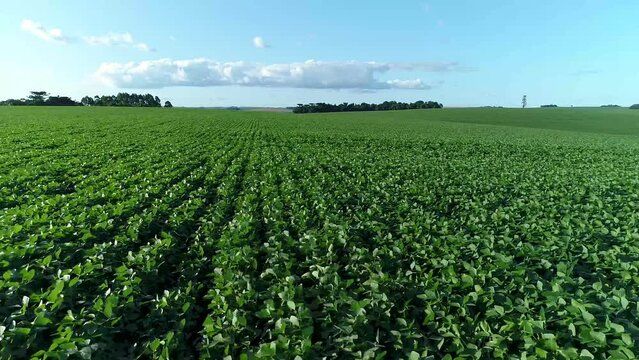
[1, 0, 637, 107]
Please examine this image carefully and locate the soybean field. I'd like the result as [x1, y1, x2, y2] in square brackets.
[1, 106, 639, 359]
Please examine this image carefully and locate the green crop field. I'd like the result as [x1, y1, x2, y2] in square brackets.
[1, 106, 639, 359]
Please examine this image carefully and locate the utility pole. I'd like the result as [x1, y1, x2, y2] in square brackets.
[522, 95, 527, 109]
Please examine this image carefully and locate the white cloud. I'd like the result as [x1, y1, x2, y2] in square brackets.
[19, 20, 154, 51]
[83, 32, 152, 52]
[84, 33, 133, 46]
[253, 36, 268, 48]
[135, 43, 153, 52]
[386, 79, 425, 89]
[83, 32, 134, 46]
[20, 19, 68, 43]
[93, 58, 464, 90]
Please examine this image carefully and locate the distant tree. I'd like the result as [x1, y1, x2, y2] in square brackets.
[28, 91, 49, 105]
[143, 94, 154, 107]
[601, 104, 620, 108]
[630, 104, 639, 110]
[46, 96, 80, 106]
[540, 104, 558, 108]
[81, 96, 95, 106]
[0, 91, 81, 106]
[164, 101, 173, 108]
[85, 93, 163, 107]
[522, 95, 527, 109]
[292, 100, 443, 113]
[0, 99, 28, 106]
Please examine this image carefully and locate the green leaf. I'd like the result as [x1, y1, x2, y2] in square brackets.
[33, 312, 52, 326]
[21, 269, 35, 281]
[620, 296, 629, 309]
[42, 255, 52, 267]
[568, 323, 576, 336]
[589, 330, 606, 345]
[257, 342, 276, 357]
[149, 338, 161, 352]
[47, 280, 65, 303]
[609, 321, 625, 333]
[257, 308, 271, 319]
[592, 282, 602, 291]
[609, 347, 635, 359]
[14, 327, 30, 336]
[557, 262, 568, 275]
[536, 347, 548, 358]
[104, 295, 117, 318]
[11, 224, 23, 234]
[417, 290, 437, 300]
[558, 347, 579, 359]
[581, 309, 595, 323]
[579, 349, 594, 359]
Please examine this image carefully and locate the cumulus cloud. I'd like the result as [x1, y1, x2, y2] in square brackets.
[83, 32, 153, 51]
[385, 79, 425, 89]
[20, 19, 69, 43]
[253, 36, 268, 48]
[93, 58, 464, 90]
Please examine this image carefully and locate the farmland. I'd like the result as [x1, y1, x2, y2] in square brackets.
[1, 106, 639, 359]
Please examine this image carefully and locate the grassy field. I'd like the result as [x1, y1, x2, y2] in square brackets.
[1, 107, 639, 359]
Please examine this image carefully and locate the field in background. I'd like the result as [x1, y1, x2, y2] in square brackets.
[1, 107, 639, 358]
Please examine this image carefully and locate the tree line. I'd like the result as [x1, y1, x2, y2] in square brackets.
[0, 91, 173, 107]
[0, 91, 81, 106]
[81, 93, 171, 107]
[292, 100, 443, 113]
